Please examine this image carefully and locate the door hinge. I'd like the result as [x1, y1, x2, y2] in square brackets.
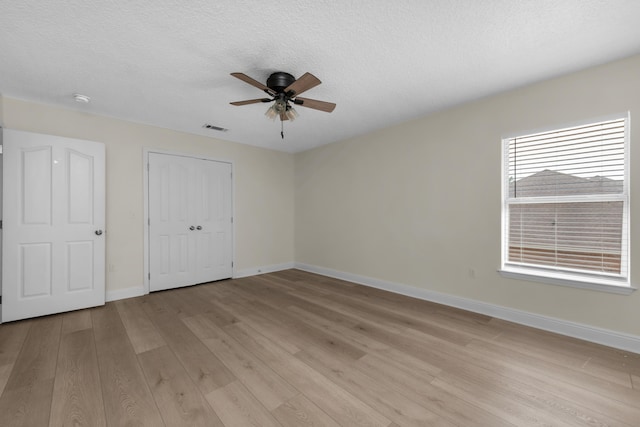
[0, 220, 2, 229]
[148, 273, 151, 280]
[231, 261, 234, 268]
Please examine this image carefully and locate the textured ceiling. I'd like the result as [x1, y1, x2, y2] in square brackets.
[1, 1, 640, 153]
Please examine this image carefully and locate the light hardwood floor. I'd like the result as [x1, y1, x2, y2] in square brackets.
[0, 269, 639, 426]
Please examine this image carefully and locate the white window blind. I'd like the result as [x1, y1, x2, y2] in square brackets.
[503, 117, 629, 284]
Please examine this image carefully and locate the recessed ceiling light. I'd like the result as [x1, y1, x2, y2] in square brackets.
[73, 93, 91, 103]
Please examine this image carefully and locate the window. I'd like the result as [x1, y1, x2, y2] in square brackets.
[501, 116, 630, 290]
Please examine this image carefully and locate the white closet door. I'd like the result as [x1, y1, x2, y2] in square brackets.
[148, 153, 197, 291]
[2, 129, 106, 322]
[194, 160, 233, 283]
[148, 153, 232, 292]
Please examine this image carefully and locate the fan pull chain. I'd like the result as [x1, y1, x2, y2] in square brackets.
[281, 120, 284, 139]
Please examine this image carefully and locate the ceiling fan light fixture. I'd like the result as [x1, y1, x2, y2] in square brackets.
[285, 106, 298, 121]
[265, 104, 278, 120]
[274, 99, 287, 113]
[265, 99, 289, 121]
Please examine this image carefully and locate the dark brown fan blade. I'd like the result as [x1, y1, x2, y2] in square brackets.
[295, 97, 336, 113]
[284, 72, 321, 97]
[230, 73, 275, 95]
[230, 98, 272, 106]
[280, 112, 289, 121]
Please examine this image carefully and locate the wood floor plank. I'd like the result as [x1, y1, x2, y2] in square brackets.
[431, 370, 579, 427]
[491, 317, 640, 374]
[223, 322, 392, 427]
[60, 309, 92, 336]
[137, 345, 224, 427]
[353, 354, 513, 427]
[589, 351, 640, 377]
[92, 304, 164, 427]
[0, 320, 32, 366]
[383, 320, 635, 426]
[49, 329, 106, 427]
[172, 283, 225, 317]
[283, 293, 362, 329]
[141, 299, 235, 395]
[0, 320, 31, 396]
[272, 394, 341, 427]
[347, 320, 457, 372]
[205, 380, 282, 427]
[199, 279, 250, 302]
[245, 300, 367, 365]
[0, 316, 62, 427]
[0, 379, 55, 427]
[221, 301, 302, 354]
[300, 288, 476, 346]
[250, 274, 301, 293]
[490, 336, 640, 392]
[287, 304, 390, 353]
[293, 291, 408, 335]
[435, 353, 634, 427]
[632, 374, 639, 390]
[296, 350, 456, 427]
[234, 276, 311, 311]
[115, 298, 166, 354]
[0, 364, 13, 399]
[182, 314, 298, 411]
[581, 356, 638, 386]
[466, 338, 640, 418]
[490, 325, 634, 387]
[2, 317, 61, 390]
[187, 289, 239, 328]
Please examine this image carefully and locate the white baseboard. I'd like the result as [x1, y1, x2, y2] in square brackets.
[234, 262, 296, 279]
[106, 285, 145, 302]
[294, 263, 640, 354]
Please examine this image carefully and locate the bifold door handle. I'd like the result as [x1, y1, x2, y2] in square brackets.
[189, 226, 195, 231]
[95, 230, 103, 236]
[196, 225, 202, 230]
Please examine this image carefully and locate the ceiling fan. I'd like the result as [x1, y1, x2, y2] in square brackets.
[230, 71, 336, 137]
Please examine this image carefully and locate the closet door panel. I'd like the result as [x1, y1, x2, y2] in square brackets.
[148, 153, 197, 291]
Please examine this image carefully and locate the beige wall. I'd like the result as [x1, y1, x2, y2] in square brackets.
[295, 54, 640, 336]
[0, 97, 295, 293]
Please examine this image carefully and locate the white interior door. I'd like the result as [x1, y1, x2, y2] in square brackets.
[2, 129, 106, 322]
[148, 153, 232, 292]
[193, 159, 233, 284]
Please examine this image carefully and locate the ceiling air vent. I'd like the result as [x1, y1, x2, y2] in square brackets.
[203, 123, 228, 132]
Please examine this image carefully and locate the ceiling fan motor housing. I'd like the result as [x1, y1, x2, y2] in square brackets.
[267, 72, 296, 93]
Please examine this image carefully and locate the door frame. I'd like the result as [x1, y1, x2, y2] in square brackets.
[142, 148, 235, 295]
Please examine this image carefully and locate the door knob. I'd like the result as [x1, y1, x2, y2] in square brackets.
[189, 226, 195, 231]
[95, 230, 103, 236]
[196, 225, 202, 230]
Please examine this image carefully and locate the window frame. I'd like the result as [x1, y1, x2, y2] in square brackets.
[499, 113, 635, 294]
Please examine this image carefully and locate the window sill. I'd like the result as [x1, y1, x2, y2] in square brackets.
[498, 268, 636, 295]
